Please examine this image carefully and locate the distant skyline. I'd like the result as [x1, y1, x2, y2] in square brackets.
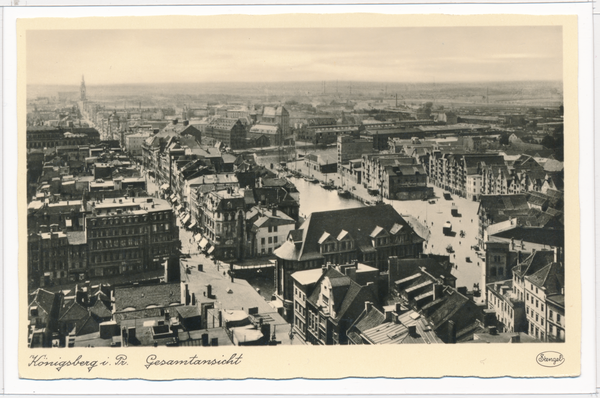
[27, 27, 562, 86]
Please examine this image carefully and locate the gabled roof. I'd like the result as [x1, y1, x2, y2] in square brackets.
[307, 268, 377, 324]
[29, 288, 57, 315]
[352, 306, 386, 334]
[277, 205, 420, 263]
[58, 298, 89, 322]
[512, 250, 556, 278]
[89, 299, 112, 319]
[526, 262, 564, 295]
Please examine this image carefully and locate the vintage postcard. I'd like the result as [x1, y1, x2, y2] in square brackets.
[14, 10, 586, 384]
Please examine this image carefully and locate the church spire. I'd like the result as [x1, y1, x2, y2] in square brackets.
[80, 75, 87, 101]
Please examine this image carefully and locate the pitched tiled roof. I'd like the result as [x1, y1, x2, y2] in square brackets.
[527, 262, 564, 295]
[512, 250, 556, 278]
[30, 288, 57, 316]
[352, 306, 385, 333]
[58, 299, 89, 322]
[89, 299, 112, 319]
[286, 205, 420, 262]
[335, 282, 377, 325]
[114, 283, 182, 312]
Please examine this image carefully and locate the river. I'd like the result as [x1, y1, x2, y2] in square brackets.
[287, 176, 365, 220]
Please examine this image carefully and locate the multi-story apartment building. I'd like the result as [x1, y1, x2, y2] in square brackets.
[27, 126, 100, 150]
[337, 135, 373, 168]
[125, 132, 152, 156]
[486, 279, 527, 333]
[247, 207, 296, 257]
[27, 197, 179, 289]
[204, 118, 246, 150]
[361, 153, 416, 190]
[523, 261, 564, 342]
[85, 197, 179, 278]
[302, 263, 379, 345]
[196, 188, 247, 261]
[428, 152, 505, 199]
[510, 249, 564, 341]
[260, 106, 290, 138]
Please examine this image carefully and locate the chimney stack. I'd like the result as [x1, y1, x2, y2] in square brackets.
[364, 301, 372, 313]
[447, 320, 457, 344]
[172, 119, 178, 125]
[433, 284, 444, 300]
[408, 325, 417, 337]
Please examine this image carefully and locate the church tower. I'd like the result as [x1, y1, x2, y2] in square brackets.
[80, 75, 87, 101]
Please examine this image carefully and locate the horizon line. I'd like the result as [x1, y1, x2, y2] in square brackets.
[28, 79, 563, 86]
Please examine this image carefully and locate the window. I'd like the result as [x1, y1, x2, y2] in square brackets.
[556, 314, 561, 324]
[268, 226, 272, 233]
[274, 236, 278, 244]
[540, 303, 544, 312]
[261, 238, 265, 245]
[549, 310, 554, 320]
[274, 226, 278, 232]
[535, 299, 538, 308]
[268, 237, 272, 244]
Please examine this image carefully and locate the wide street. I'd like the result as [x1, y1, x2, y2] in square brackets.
[145, 171, 299, 345]
[385, 185, 486, 304]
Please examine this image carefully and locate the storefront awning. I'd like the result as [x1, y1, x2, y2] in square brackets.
[160, 184, 169, 190]
[206, 246, 215, 255]
[194, 233, 202, 242]
[182, 214, 191, 225]
[176, 205, 183, 212]
[188, 221, 197, 229]
[199, 238, 209, 250]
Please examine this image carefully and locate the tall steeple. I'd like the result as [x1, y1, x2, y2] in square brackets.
[80, 75, 87, 101]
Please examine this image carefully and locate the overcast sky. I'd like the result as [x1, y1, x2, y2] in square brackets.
[26, 27, 562, 85]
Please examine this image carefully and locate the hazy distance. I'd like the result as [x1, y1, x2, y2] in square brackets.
[27, 26, 562, 86]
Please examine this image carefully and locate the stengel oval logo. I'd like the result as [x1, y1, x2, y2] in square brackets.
[536, 351, 565, 367]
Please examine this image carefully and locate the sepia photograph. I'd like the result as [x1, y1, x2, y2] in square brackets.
[12, 10, 588, 384]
